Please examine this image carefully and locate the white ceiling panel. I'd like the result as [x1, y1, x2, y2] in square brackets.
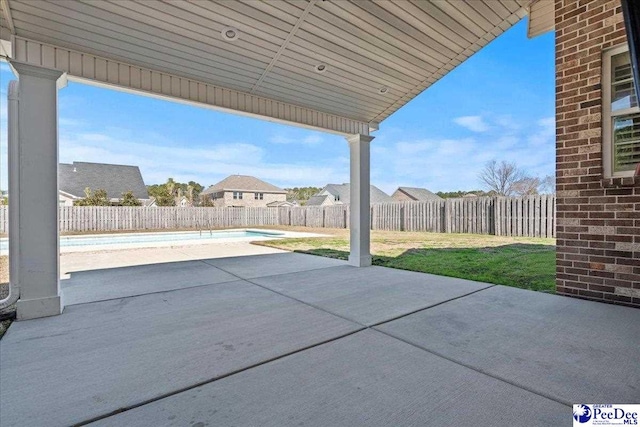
[0, 0, 531, 126]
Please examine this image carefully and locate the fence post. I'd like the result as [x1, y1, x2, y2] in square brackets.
[370, 205, 374, 230]
[322, 207, 326, 228]
[444, 199, 450, 233]
[492, 197, 498, 236]
[344, 206, 348, 229]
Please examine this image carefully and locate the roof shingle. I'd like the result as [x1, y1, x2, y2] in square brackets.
[394, 187, 442, 201]
[201, 175, 286, 194]
[59, 162, 149, 200]
[315, 183, 394, 204]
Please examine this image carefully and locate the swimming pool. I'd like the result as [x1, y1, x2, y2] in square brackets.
[0, 229, 286, 251]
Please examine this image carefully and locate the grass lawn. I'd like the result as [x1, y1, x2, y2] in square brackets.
[256, 228, 556, 293]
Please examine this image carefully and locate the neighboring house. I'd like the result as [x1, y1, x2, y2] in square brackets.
[307, 183, 394, 206]
[200, 175, 287, 207]
[175, 195, 190, 208]
[305, 194, 334, 207]
[59, 161, 150, 206]
[392, 187, 442, 202]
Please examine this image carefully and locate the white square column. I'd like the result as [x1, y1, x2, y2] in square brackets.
[10, 62, 65, 320]
[347, 133, 374, 267]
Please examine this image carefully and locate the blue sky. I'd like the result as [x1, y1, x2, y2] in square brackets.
[0, 19, 554, 194]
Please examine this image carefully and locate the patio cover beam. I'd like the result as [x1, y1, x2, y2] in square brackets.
[8, 36, 371, 136]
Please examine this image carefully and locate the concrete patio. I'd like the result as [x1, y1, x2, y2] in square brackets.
[1, 252, 639, 427]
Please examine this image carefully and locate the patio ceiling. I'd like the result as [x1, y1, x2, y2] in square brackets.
[0, 0, 530, 135]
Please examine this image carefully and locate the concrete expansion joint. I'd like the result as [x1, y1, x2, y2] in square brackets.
[66, 266, 507, 426]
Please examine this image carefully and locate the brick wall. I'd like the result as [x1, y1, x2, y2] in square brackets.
[555, 0, 640, 307]
[218, 191, 286, 208]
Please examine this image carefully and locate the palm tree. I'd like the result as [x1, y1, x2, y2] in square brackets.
[186, 184, 194, 207]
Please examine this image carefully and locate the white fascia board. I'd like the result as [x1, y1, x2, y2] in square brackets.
[11, 36, 369, 136]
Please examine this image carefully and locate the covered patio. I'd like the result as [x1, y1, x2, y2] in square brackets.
[2, 252, 639, 425]
[1, 1, 639, 425]
[0, 0, 541, 320]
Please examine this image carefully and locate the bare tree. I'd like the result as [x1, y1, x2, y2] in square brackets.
[512, 177, 541, 196]
[478, 160, 525, 196]
[539, 175, 556, 194]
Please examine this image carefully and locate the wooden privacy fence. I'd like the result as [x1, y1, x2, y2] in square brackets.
[369, 195, 555, 237]
[0, 195, 555, 238]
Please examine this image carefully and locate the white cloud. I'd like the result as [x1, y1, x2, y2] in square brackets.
[528, 117, 555, 146]
[371, 117, 556, 194]
[59, 118, 84, 127]
[493, 114, 521, 132]
[59, 129, 346, 188]
[453, 115, 490, 132]
[269, 133, 324, 145]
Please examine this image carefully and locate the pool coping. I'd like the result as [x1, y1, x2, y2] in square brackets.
[0, 229, 329, 254]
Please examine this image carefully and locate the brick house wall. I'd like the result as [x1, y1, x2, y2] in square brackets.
[555, 0, 640, 307]
[217, 191, 286, 208]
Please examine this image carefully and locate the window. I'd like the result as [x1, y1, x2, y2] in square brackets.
[603, 46, 640, 177]
[233, 191, 243, 200]
[255, 193, 264, 200]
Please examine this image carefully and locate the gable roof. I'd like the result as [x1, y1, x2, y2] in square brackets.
[394, 187, 442, 201]
[318, 183, 394, 205]
[59, 162, 149, 200]
[201, 175, 286, 195]
[305, 194, 332, 206]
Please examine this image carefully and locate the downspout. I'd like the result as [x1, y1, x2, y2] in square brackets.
[0, 80, 19, 312]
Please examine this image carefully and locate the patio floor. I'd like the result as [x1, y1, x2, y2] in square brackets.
[1, 252, 639, 426]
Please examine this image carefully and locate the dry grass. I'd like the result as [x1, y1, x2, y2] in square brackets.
[255, 228, 556, 292]
[253, 226, 555, 257]
[0, 255, 7, 287]
[0, 256, 8, 301]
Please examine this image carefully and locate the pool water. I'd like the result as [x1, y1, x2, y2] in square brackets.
[0, 229, 285, 250]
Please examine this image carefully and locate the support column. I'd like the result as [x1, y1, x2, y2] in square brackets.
[10, 62, 65, 320]
[347, 133, 374, 267]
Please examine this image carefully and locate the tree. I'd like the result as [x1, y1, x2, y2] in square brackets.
[147, 178, 205, 206]
[478, 160, 525, 196]
[284, 186, 322, 204]
[539, 175, 556, 194]
[436, 190, 493, 199]
[512, 177, 541, 196]
[119, 191, 142, 206]
[74, 188, 110, 206]
[200, 196, 215, 207]
[187, 181, 204, 204]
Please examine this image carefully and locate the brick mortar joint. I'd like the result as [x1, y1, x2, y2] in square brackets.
[600, 177, 640, 188]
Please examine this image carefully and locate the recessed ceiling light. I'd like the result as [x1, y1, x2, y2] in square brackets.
[222, 27, 239, 41]
[379, 86, 388, 94]
[315, 63, 327, 73]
